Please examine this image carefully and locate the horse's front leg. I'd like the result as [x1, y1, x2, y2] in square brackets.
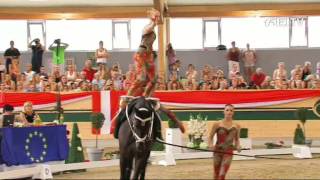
[139, 151, 151, 180]
[120, 153, 133, 180]
[131, 151, 151, 180]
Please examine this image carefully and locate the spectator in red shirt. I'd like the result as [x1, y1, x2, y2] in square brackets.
[251, 68, 266, 88]
[82, 60, 97, 82]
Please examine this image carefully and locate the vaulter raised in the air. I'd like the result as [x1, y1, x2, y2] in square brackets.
[111, 8, 185, 138]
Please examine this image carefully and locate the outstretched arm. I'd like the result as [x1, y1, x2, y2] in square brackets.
[159, 105, 185, 133]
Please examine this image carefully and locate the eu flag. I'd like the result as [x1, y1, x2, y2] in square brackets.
[1, 125, 69, 166]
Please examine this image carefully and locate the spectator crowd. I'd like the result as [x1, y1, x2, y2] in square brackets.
[0, 40, 320, 92]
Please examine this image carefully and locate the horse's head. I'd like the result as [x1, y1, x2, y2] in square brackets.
[126, 96, 158, 151]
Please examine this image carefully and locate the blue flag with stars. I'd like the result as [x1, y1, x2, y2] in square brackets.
[1, 125, 69, 166]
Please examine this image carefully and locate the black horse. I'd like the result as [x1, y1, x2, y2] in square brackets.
[118, 96, 159, 180]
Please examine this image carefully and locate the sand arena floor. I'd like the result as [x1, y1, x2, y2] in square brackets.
[54, 155, 320, 179]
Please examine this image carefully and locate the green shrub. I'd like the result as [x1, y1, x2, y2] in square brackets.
[151, 141, 165, 151]
[240, 128, 248, 138]
[168, 120, 179, 128]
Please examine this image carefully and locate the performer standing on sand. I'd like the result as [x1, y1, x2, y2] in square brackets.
[111, 9, 185, 137]
[208, 104, 241, 180]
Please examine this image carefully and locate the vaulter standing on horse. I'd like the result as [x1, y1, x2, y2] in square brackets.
[112, 8, 185, 138]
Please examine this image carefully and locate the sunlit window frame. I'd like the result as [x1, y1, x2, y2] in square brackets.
[203, 19, 221, 48]
[112, 20, 131, 50]
[27, 21, 46, 50]
[289, 17, 308, 48]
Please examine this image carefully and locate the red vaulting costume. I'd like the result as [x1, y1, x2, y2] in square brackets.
[127, 31, 157, 97]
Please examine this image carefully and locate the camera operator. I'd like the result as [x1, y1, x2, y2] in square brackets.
[28, 38, 44, 73]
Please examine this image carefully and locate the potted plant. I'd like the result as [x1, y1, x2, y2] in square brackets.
[292, 108, 312, 158]
[87, 112, 105, 161]
[295, 108, 311, 146]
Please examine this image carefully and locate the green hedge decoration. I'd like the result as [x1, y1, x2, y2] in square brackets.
[168, 120, 179, 128]
[151, 141, 165, 151]
[240, 128, 248, 138]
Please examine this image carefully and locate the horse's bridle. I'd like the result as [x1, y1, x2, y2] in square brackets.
[125, 104, 154, 143]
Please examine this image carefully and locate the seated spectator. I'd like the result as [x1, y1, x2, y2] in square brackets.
[92, 72, 106, 90]
[184, 73, 198, 90]
[92, 83, 100, 91]
[311, 79, 320, 89]
[170, 60, 181, 80]
[212, 69, 227, 90]
[10, 58, 20, 81]
[229, 63, 239, 79]
[168, 73, 183, 90]
[304, 74, 317, 88]
[61, 85, 70, 92]
[79, 81, 90, 91]
[97, 63, 110, 80]
[290, 65, 303, 80]
[82, 60, 97, 82]
[24, 63, 35, 82]
[52, 65, 61, 83]
[3, 73, 15, 91]
[58, 75, 68, 90]
[76, 71, 89, 85]
[302, 61, 312, 80]
[229, 72, 247, 90]
[290, 74, 304, 89]
[156, 74, 167, 90]
[201, 64, 213, 80]
[104, 79, 114, 90]
[186, 64, 198, 81]
[260, 76, 273, 89]
[0, 83, 5, 92]
[39, 66, 49, 79]
[199, 74, 212, 90]
[33, 74, 41, 91]
[273, 62, 287, 88]
[65, 64, 77, 82]
[275, 79, 288, 90]
[110, 63, 122, 80]
[18, 73, 28, 88]
[251, 68, 266, 88]
[47, 76, 58, 91]
[25, 82, 38, 92]
[19, 101, 39, 126]
[123, 64, 136, 90]
[16, 81, 24, 92]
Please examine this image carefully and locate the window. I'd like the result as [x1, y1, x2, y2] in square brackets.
[290, 17, 307, 47]
[112, 21, 130, 49]
[0, 20, 27, 51]
[308, 16, 320, 47]
[28, 21, 45, 47]
[46, 20, 112, 51]
[221, 17, 289, 48]
[130, 18, 158, 50]
[170, 18, 203, 49]
[203, 20, 220, 48]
